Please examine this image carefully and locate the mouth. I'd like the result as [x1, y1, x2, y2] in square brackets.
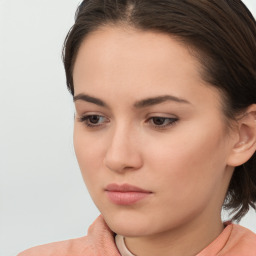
[105, 183, 153, 205]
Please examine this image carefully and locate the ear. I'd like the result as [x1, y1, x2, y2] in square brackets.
[227, 104, 256, 167]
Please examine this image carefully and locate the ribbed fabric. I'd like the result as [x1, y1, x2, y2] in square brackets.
[115, 234, 136, 256]
[18, 216, 256, 256]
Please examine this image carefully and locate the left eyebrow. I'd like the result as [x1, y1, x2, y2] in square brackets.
[133, 95, 191, 108]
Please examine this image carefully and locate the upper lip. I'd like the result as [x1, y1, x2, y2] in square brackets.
[105, 183, 152, 193]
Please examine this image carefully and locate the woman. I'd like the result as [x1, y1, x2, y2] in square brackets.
[18, 0, 256, 255]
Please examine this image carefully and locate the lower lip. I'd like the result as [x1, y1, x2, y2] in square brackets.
[105, 191, 151, 205]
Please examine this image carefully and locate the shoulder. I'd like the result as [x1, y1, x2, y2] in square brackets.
[17, 236, 91, 256]
[220, 224, 256, 256]
[17, 215, 121, 256]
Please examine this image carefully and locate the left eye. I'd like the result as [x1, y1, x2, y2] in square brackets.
[87, 115, 103, 124]
[148, 117, 178, 128]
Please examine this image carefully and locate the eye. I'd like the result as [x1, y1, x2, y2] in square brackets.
[78, 114, 109, 128]
[147, 116, 178, 129]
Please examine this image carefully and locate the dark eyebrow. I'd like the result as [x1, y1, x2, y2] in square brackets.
[73, 93, 109, 108]
[73, 93, 191, 108]
[134, 95, 191, 108]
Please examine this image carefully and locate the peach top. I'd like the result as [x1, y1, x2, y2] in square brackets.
[18, 215, 256, 256]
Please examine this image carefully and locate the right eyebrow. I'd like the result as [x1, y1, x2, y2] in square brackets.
[73, 93, 109, 108]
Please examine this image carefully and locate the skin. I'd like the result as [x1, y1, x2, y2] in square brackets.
[72, 25, 239, 256]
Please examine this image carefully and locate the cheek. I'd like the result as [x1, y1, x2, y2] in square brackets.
[141, 129, 229, 226]
[146, 124, 229, 194]
[73, 126, 105, 185]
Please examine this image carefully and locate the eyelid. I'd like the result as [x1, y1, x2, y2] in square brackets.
[145, 113, 178, 121]
[75, 111, 107, 119]
[146, 112, 177, 118]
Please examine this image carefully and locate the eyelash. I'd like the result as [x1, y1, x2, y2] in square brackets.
[78, 115, 178, 130]
[147, 116, 178, 129]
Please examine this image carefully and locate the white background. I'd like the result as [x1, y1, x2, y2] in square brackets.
[0, 1, 256, 255]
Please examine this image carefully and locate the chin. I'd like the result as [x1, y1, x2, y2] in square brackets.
[101, 209, 158, 237]
[108, 220, 150, 237]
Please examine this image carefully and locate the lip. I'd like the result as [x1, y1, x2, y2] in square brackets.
[106, 183, 151, 193]
[105, 183, 152, 205]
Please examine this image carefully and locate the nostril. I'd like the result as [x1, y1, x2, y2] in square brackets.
[103, 150, 143, 173]
[104, 156, 130, 173]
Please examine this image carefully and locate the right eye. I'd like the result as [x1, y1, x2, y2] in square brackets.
[78, 115, 109, 128]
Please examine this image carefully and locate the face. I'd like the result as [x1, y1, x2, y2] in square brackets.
[73, 26, 235, 238]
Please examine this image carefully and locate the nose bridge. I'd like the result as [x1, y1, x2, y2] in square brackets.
[104, 121, 142, 172]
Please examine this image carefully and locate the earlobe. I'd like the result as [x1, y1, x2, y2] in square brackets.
[227, 105, 256, 167]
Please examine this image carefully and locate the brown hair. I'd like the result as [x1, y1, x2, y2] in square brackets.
[62, 0, 256, 222]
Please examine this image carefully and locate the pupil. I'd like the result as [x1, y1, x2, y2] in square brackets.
[153, 117, 165, 125]
[90, 115, 100, 124]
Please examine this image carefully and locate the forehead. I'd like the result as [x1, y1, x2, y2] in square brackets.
[74, 26, 201, 77]
[73, 25, 221, 110]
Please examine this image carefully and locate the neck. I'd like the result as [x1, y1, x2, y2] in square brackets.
[124, 214, 224, 256]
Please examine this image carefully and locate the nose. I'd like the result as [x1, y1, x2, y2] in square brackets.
[103, 125, 143, 173]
